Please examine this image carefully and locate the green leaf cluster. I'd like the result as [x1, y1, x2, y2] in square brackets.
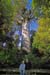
[32, 0, 50, 18]
[32, 18, 50, 55]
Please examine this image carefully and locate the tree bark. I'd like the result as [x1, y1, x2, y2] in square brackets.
[22, 20, 30, 53]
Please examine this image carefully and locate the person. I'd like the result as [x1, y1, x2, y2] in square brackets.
[19, 60, 26, 75]
[25, 59, 32, 75]
[25, 59, 32, 70]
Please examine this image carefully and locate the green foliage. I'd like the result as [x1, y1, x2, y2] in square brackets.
[0, 0, 16, 35]
[32, 0, 50, 18]
[32, 18, 50, 55]
[0, 48, 18, 63]
[25, 53, 50, 68]
[32, 0, 50, 8]
[15, 0, 27, 12]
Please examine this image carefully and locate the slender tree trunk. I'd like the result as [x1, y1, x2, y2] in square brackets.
[22, 20, 30, 53]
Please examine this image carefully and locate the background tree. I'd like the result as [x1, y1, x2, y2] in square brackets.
[32, 18, 50, 55]
[31, 0, 50, 68]
[32, 0, 50, 55]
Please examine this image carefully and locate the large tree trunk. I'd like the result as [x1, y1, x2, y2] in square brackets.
[22, 20, 30, 53]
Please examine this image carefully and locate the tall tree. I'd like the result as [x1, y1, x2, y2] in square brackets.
[0, 0, 33, 53]
[15, 1, 33, 53]
[16, 8, 32, 53]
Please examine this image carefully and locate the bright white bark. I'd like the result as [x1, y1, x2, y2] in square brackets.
[22, 20, 30, 52]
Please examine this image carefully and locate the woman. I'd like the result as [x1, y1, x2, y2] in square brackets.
[19, 60, 26, 75]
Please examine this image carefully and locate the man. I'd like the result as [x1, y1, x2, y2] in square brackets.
[19, 60, 25, 75]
